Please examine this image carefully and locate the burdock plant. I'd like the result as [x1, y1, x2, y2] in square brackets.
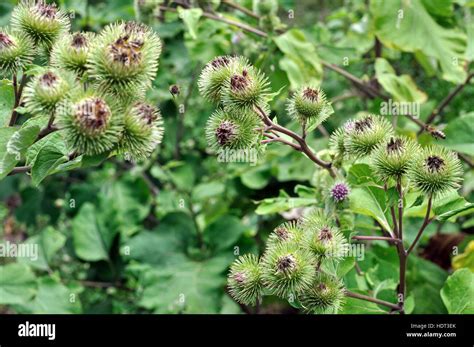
[23, 68, 77, 115]
[201, 54, 469, 315]
[299, 272, 345, 314]
[87, 21, 162, 97]
[57, 91, 124, 155]
[0, 28, 34, 76]
[372, 136, 420, 182]
[408, 146, 463, 197]
[221, 59, 270, 113]
[345, 114, 394, 157]
[228, 254, 263, 306]
[50, 32, 95, 75]
[198, 55, 236, 105]
[287, 86, 332, 129]
[261, 242, 316, 299]
[11, 0, 70, 49]
[205, 108, 264, 153]
[117, 101, 164, 161]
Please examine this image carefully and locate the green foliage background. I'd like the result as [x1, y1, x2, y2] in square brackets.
[0, 0, 473, 314]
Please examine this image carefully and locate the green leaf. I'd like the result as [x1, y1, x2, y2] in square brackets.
[19, 227, 66, 271]
[407, 255, 448, 313]
[432, 191, 474, 221]
[375, 58, 427, 102]
[139, 256, 229, 313]
[452, 240, 474, 272]
[371, 0, 467, 83]
[440, 268, 474, 314]
[192, 181, 225, 200]
[26, 131, 67, 167]
[255, 190, 316, 215]
[203, 215, 248, 253]
[0, 263, 37, 304]
[240, 165, 271, 189]
[72, 203, 117, 262]
[274, 29, 323, 89]
[0, 125, 40, 179]
[99, 177, 152, 229]
[127, 212, 196, 266]
[31, 146, 68, 186]
[177, 7, 203, 40]
[349, 186, 391, 232]
[347, 163, 375, 185]
[442, 113, 474, 156]
[18, 277, 82, 314]
[339, 295, 386, 314]
[0, 79, 14, 127]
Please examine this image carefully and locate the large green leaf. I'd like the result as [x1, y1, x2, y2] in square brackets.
[452, 240, 474, 272]
[375, 58, 427, 102]
[191, 181, 225, 200]
[18, 277, 82, 314]
[19, 227, 66, 271]
[407, 255, 448, 313]
[274, 29, 323, 88]
[0, 125, 40, 179]
[442, 113, 474, 156]
[72, 203, 117, 262]
[203, 215, 248, 253]
[127, 212, 196, 266]
[255, 190, 316, 215]
[349, 186, 391, 232]
[139, 255, 230, 313]
[371, 0, 467, 83]
[440, 268, 474, 314]
[99, 177, 152, 231]
[0, 263, 37, 305]
[0, 79, 14, 127]
[339, 296, 386, 314]
[240, 165, 272, 190]
[26, 132, 69, 186]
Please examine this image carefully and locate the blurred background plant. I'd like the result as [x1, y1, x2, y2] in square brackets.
[0, 0, 473, 314]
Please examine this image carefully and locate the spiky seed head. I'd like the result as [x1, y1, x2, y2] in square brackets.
[408, 146, 463, 197]
[0, 28, 34, 76]
[345, 115, 394, 157]
[300, 208, 332, 230]
[57, 91, 123, 155]
[23, 68, 77, 115]
[221, 58, 270, 113]
[205, 108, 264, 154]
[11, 0, 70, 49]
[330, 182, 350, 203]
[117, 101, 164, 161]
[299, 209, 348, 260]
[228, 254, 263, 306]
[87, 21, 161, 97]
[299, 272, 345, 314]
[261, 242, 316, 299]
[287, 86, 331, 127]
[303, 224, 348, 260]
[329, 120, 356, 162]
[267, 221, 305, 247]
[372, 136, 420, 181]
[50, 32, 95, 75]
[198, 55, 237, 105]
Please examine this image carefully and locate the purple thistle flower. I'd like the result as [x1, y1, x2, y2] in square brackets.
[331, 182, 350, 202]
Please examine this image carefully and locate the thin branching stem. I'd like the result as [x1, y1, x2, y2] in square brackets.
[407, 195, 434, 255]
[344, 290, 400, 311]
